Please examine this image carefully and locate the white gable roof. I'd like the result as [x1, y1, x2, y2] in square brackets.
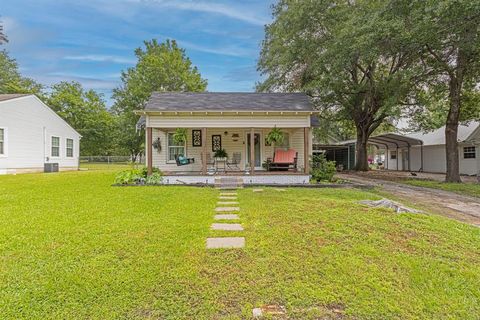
[407, 121, 480, 146]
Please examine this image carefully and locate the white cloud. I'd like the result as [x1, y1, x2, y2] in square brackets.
[178, 40, 254, 57]
[63, 54, 136, 64]
[133, 0, 270, 26]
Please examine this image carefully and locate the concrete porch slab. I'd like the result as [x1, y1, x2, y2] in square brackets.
[206, 237, 245, 249]
[214, 214, 240, 220]
[211, 223, 244, 231]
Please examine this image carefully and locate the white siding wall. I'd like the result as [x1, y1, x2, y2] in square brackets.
[0, 96, 81, 174]
[150, 127, 307, 172]
[385, 144, 479, 175]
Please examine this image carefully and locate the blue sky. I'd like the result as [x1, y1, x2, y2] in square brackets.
[1, 0, 275, 105]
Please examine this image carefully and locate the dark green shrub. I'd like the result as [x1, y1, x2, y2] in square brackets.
[311, 154, 336, 182]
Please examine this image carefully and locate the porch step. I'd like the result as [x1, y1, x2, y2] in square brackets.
[214, 177, 244, 189]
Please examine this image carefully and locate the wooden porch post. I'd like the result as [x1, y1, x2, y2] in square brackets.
[202, 127, 207, 175]
[250, 127, 255, 175]
[304, 127, 310, 174]
[147, 127, 153, 176]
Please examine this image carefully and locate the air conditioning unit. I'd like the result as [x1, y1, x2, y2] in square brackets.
[44, 163, 59, 173]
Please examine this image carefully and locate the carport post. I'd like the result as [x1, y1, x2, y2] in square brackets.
[408, 146, 411, 171]
[396, 146, 399, 171]
[421, 144, 424, 172]
[386, 146, 389, 170]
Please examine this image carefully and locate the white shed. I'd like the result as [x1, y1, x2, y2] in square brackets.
[0, 94, 81, 174]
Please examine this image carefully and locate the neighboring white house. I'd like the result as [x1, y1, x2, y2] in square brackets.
[0, 94, 81, 174]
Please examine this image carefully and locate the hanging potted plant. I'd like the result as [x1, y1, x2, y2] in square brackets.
[173, 128, 188, 144]
[266, 126, 285, 150]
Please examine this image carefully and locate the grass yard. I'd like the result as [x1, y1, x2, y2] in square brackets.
[404, 179, 480, 198]
[1, 169, 480, 319]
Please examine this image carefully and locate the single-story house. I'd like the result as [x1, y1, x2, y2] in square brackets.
[135, 92, 318, 184]
[315, 122, 480, 175]
[0, 94, 81, 174]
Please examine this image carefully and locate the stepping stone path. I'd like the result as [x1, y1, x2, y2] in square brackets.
[211, 223, 244, 231]
[219, 196, 237, 200]
[253, 189, 264, 192]
[214, 214, 240, 220]
[206, 237, 245, 249]
[215, 207, 240, 212]
[207, 189, 245, 249]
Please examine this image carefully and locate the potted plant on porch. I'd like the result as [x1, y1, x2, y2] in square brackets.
[214, 148, 228, 161]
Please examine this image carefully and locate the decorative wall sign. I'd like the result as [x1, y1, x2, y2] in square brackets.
[192, 130, 202, 147]
[232, 133, 239, 142]
[212, 135, 222, 151]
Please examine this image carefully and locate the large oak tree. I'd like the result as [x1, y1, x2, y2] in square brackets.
[258, 0, 417, 170]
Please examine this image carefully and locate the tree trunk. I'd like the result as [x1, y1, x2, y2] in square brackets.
[355, 129, 369, 171]
[445, 77, 462, 183]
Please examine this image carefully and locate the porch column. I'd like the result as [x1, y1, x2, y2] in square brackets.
[250, 127, 255, 175]
[202, 127, 207, 175]
[147, 127, 153, 176]
[304, 127, 310, 174]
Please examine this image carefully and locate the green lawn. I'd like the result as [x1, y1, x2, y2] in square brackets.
[1, 169, 480, 319]
[404, 179, 480, 198]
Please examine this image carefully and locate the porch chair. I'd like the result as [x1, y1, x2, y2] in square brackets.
[203, 152, 216, 173]
[267, 149, 298, 171]
[227, 152, 241, 171]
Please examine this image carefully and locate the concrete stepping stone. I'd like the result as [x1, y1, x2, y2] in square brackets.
[206, 237, 245, 249]
[253, 189, 264, 192]
[275, 188, 286, 192]
[219, 196, 237, 200]
[211, 223, 243, 231]
[214, 214, 240, 220]
[215, 207, 240, 212]
[217, 201, 239, 205]
[220, 192, 237, 196]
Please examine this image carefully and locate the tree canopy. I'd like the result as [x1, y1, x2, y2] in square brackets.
[258, 0, 418, 170]
[0, 50, 43, 94]
[112, 39, 207, 160]
[47, 81, 117, 156]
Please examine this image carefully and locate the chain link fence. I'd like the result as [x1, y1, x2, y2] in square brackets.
[80, 156, 145, 165]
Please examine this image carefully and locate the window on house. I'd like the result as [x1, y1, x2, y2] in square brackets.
[274, 133, 290, 150]
[0, 128, 4, 155]
[390, 150, 397, 160]
[464, 146, 476, 159]
[167, 132, 186, 161]
[66, 139, 74, 157]
[51, 136, 60, 157]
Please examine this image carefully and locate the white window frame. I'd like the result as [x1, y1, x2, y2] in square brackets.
[66, 138, 74, 158]
[51, 136, 60, 158]
[0, 127, 7, 157]
[463, 146, 476, 159]
[166, 132, 186, 163]
[390, 150, 397, 160]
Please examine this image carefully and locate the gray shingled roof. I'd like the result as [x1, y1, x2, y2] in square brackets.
[144, 92, 313, 111]
[0, 94, 31, 102]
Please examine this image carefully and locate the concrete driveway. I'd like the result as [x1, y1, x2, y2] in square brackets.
[338, 172, 480, 227]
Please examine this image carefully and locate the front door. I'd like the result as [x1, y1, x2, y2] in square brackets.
[246, 133, 262, 169]
[402, 149, 409, 171]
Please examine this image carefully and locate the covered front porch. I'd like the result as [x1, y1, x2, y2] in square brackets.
[146, 126, 312, 179]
